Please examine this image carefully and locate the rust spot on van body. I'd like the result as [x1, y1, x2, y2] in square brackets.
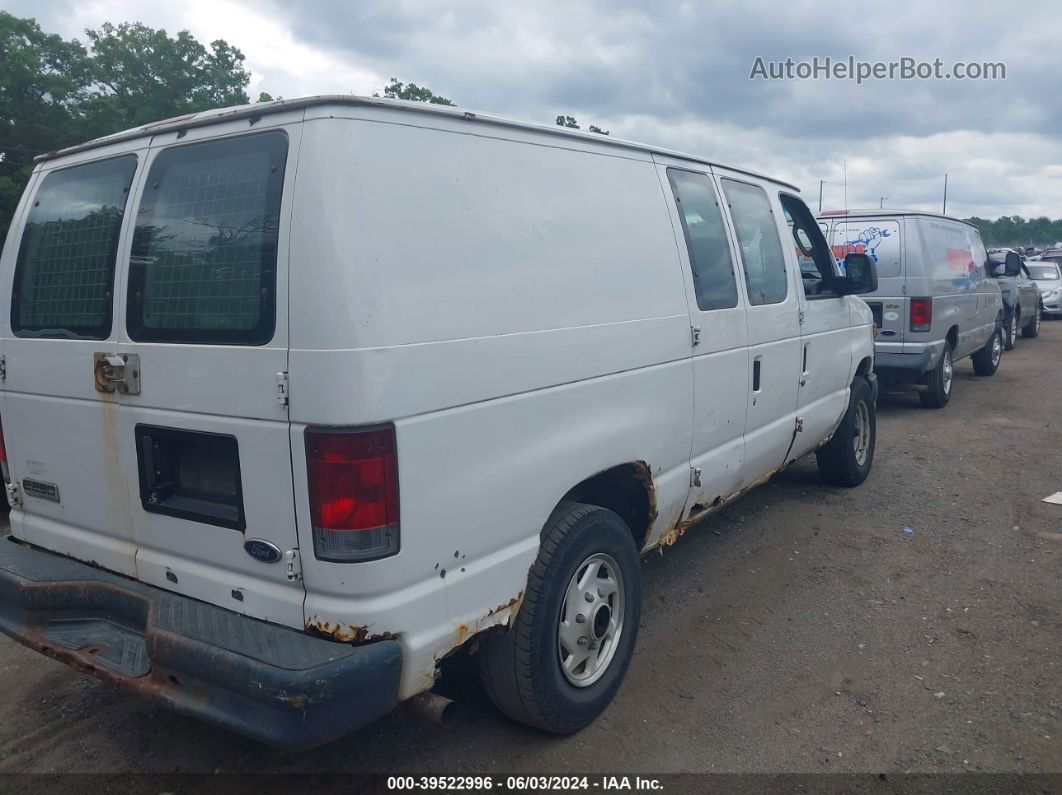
[305, 616, 393, 644]
[631, 460, 658, 527]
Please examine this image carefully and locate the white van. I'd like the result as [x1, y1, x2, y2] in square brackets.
[0, 96, 878, 748]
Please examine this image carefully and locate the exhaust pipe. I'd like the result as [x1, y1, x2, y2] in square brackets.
[403, 692, 461, 728]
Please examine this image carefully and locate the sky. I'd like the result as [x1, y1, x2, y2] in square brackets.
[10, 0, 1062, 220]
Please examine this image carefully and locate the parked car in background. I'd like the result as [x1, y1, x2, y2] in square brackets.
[1026, 260, 1062, 318]
[818, 209, 1003, 409]
[988, 249, 1042, 347]
[0, 96, 880, 748]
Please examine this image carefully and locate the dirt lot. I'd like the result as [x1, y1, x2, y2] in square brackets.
[0, 325, 1059, 777]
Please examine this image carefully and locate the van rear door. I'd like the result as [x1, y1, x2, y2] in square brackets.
[2, 148, 146, 577]
[829, 218, 903, 341]
[116, 123, 305, 627]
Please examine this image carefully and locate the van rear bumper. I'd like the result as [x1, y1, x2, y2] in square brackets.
[873, 349, 935, 382]
[0, 537, 401, 750]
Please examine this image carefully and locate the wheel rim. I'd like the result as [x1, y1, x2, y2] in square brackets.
[991, 330, 1002, 366]
[557, 552, 625, 687]
[1010, 314, 1018, 342]
[852, 400, 871, 466]
[942, 349, 953, 394]
[1035, 308, 1041, 331]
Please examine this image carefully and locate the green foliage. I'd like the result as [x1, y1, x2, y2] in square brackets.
[555, 115, 609, 135]
[0, 12, 254, 243]
[965, 215, 1062, 247]
[376, 77, 454, 106]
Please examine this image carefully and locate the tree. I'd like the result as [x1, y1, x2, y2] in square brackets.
[555, 114, 609, 135]
[79, 22, 250, 139]
[376, 77, 454, 106]
[0, 14, 255, 243]
[0, 13, 90, 237]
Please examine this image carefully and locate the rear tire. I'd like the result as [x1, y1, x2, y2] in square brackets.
[816, 376, 876, 487]
[478, 502, 641, 734]
[919, 345, 953, 408]
[1022, 304, 1041, 338]
[972, 326, 1003, 376]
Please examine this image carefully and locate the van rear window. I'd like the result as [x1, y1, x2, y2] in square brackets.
[11, 155, 137, 339]
[127, 131, 288, 345]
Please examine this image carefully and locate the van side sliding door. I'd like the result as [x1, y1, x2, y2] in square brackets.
[656, 162, 747, 509]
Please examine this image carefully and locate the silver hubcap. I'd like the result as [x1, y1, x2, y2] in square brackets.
[942, 350, 953, 394]
[1011, 315, 1018, 342]
[1035, 309, 1041, 331]
[852, 400, 871, 467]
[991, 331, 1002, 366]
[557, 553, 625, 687]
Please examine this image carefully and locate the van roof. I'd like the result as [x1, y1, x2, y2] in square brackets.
[819, 208, 980, 229]
[33, 94, 801, 192]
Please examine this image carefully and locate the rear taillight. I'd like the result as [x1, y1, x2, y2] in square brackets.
[0, 416, 8, 484]
[305, 426, 399, 562]
[910, 297, 933, 332]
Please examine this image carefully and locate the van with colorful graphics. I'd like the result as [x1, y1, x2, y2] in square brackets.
[818, 210, 1004, 408]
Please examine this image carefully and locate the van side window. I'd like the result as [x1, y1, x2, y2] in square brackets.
[721, 179, 788, 305]
[127, 131, 288, 345]
[666, 169, 739, 311]
[11, 155, 137, 339]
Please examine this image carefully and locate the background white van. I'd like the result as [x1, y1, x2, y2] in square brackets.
[0, 96, 877, 747]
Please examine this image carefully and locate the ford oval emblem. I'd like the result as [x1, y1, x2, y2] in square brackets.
[244, 539, 282, 564]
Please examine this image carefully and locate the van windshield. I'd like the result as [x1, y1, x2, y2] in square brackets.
[11, 155, 138, 339]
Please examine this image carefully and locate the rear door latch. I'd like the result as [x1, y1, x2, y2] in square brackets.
[93, 353, 140, 395]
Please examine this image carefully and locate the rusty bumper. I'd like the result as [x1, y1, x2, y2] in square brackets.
[0, 538, 401, 749]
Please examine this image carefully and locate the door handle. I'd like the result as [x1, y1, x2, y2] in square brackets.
[753, 358, 761, 392]
[93, 352, 141, 395]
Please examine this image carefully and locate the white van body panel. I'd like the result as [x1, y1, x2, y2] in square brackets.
[0, 98, 875, 706]
[288, 110, 695, 695]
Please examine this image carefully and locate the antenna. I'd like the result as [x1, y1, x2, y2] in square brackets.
[843, 160, 848, 214]
[942, 173, 948, 214]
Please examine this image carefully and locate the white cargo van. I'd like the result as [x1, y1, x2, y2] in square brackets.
[0, 96, 878, 748]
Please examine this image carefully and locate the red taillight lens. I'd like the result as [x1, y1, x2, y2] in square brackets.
[0, 416, 8, 484]
[910, 297, 933, 332]
[305, 426, 399, 562]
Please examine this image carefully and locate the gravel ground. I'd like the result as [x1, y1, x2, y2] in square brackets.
[0, 324, 1059, 777]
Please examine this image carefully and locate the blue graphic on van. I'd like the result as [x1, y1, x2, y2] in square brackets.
[833, 226, 893, 270]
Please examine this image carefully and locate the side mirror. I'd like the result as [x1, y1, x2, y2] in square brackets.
[839, 252, 878, 294]
[1005, 251, 1022, 276]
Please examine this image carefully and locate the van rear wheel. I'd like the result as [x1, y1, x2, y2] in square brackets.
[478, 502, 641, 734]
[816, 376, 876, 487]
[919, 345, 953, 408]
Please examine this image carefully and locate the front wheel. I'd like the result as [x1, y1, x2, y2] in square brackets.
[1004, 310, 1019, 350]
[1022, 304, 1041, 338]
[972, 326, 1003, 376]
[816, 376, 876, 487]
[478, 502, 641, 734]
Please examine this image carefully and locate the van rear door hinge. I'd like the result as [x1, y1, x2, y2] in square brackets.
[275, 371, 289, 405]
[5, 482, 20, 507]
[798, 309, 806, 325]
[691, 326, 702, 347]
[0, 355, 6, 381]
[690, 467, 702, 487]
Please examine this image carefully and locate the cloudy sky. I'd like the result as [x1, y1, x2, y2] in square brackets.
[12, 0, 1062, 219]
